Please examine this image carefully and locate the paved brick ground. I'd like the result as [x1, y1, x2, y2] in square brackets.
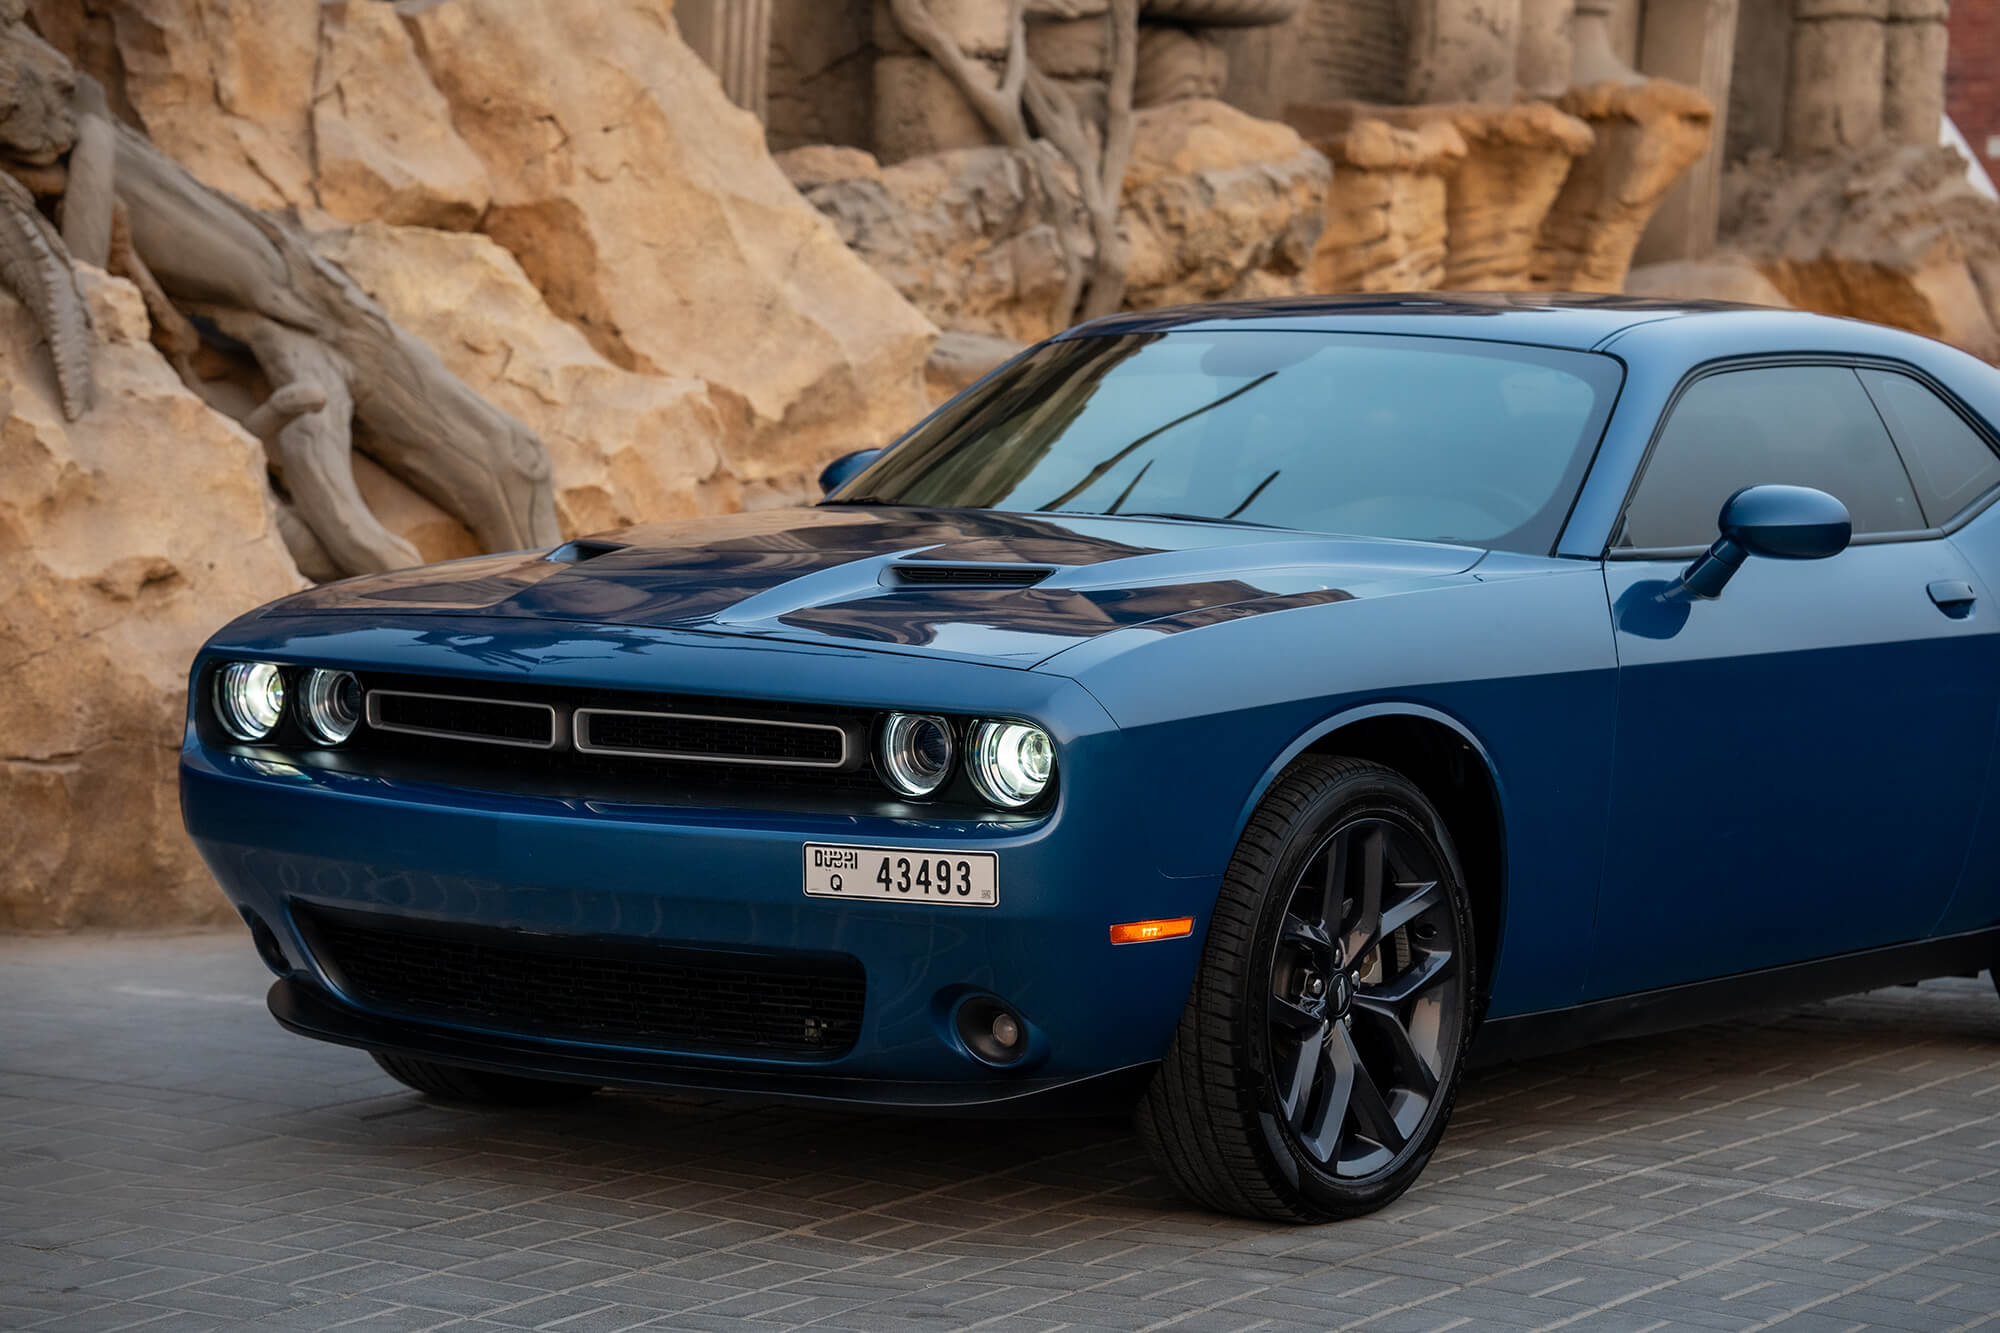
[3, 932, 1999, 1332]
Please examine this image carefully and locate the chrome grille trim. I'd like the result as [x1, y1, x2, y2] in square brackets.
[363, 690, 559, 750]
[572, 708, 852, 770]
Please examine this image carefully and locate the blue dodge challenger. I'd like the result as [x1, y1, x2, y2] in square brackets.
[182, 295, 2000, 1221]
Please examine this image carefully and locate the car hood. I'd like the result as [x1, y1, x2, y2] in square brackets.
[275, 507, 1483, 667]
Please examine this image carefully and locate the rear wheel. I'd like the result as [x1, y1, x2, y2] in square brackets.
[370, 1052, 599, 1107]
[1137, 757, 1476, 1221]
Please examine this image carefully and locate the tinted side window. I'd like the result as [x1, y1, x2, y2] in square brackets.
[1617, 366, 1922, 549]
[1856, 368, 2000, 523]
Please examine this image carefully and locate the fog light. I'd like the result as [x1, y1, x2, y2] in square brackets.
[214, 661, 286, 741]
[878, 712, 955, 798]
[300, 669, 363, 745]
[240, 909, 291, 976]
[955, 996, 1028, 1065]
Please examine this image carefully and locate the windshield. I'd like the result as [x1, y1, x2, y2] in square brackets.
[835, 330, 1622, 554]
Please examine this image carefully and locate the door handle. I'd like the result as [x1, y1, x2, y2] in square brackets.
[1928, 579, 1977, 617]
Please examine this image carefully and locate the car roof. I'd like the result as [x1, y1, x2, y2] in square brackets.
[1059, 293, 1891, 354]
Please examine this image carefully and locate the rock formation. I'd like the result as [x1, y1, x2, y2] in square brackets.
[27, 0, 938, 547]
[315, 224, 756, 551]
[1290, 99, 1594, 289]
[793, 97, 1325, 342]
[1, 268, 303, 929]
[310, 1, 493, 230]
[404, 0, 937, 490]
[870, 0, 1305, 165]
[1301, 116, 1463, 291]
[1623, 254, 1795, 307]
[1530, 78, 1714, 292]
[4, 0, 943, 930]
[1720, 143, 2000, 360]
[1113, 98, 1328, 307]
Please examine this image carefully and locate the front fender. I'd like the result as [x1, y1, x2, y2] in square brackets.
[1039, 561, 1618, 1017]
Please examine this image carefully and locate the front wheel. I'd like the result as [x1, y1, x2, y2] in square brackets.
[1137, 757, 1477, 1221]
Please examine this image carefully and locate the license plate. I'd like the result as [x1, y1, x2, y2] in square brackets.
[803, 844, 997, 906]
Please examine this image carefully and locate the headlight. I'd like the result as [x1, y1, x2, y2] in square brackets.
[214, 661, 286, 741]
[968, 720, 1055, 808]
[878, 712, 954, 798]
[300, 669, 363, 745]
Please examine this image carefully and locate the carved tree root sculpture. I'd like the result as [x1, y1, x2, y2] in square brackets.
[0, 5, 559, 579]
[0, 168, 91, 418]
[891, 0, 1142, 326]
[103, 121, 559, 575]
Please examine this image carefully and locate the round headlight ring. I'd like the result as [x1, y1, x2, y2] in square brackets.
[300, 669, 364, 746]
[878, 712, 955, 798]
[968, 719, 1055, 809]
[215, 661, 287, 741]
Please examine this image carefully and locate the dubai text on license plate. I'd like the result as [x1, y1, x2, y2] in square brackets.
[802, 844, 997, 906]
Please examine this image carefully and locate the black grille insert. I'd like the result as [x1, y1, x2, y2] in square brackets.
[367, 690, 555, 748]
[296, 905, 866, 1059]
[575, 709, 848, 767]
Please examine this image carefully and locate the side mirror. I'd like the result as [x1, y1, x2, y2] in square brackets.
[1668, 484, 1852, 601]
[818, 448, 883, 497]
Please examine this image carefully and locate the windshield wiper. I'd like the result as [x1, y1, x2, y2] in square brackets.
[1104, 510, 1287, 529]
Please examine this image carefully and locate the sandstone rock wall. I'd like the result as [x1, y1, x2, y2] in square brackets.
[1721, 144, 2000, 360]
[796, 97, 1326, 343]
[1, 270, 303, 929]
[315, 224, 755, 551]
[767, 0, 876, 151]
[1623, 254, 1795, 307]
[37, 0, 939, 514]
[401, 0, 938, 496]
[8, 0, 944, 929]
[1530, 79, 1714, 293]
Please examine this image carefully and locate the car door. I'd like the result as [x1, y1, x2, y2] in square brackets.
[1587, 362, 2000, 1000]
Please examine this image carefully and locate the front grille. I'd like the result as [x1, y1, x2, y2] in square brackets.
[296, 904, 866, 1059]
[576, 708, 848, 767]
[367, 690, 556, 748]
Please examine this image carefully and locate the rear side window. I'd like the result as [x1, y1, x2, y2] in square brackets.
[1856, 368, 2000, 523]
[1617, 365, 1923, 549]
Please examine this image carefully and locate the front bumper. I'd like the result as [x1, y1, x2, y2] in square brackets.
[182, 712, 1217, 1104]
[267, 974, 1157, 1113]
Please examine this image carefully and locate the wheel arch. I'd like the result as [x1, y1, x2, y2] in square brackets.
[1237, 704, 1508, 1018]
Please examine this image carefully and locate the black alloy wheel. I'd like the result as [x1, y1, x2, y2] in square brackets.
[1265, 814, 1462, 1180]
[1137, 756, 1477, 1221]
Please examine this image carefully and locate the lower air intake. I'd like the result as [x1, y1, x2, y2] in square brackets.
[295, 904, 866, 1059]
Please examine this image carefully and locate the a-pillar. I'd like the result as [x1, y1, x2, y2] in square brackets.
[1786, 0, 1888, 153]
[678, 0, 775, 122]
[1406, 0, 1522, 104]
[1633, 0, 1739, 264]
[1883, 0, 1949, 145]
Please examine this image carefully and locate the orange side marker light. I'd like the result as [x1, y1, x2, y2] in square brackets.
[1109, 917, 1194, 945]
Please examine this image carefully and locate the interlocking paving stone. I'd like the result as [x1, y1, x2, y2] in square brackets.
[3, 932, 2000, 1331]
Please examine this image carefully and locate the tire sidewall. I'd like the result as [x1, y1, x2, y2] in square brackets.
[1234, 767, 1477, 1217]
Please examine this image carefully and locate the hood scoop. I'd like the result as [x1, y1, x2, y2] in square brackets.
[887, 562, 1055, 589]
[546, 538, 627, 565]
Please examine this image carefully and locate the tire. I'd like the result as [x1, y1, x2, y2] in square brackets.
[1141, 0, 1306, 27]
[1137, 757, 1478, 1222]
[370, 1052, 600, 1108]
